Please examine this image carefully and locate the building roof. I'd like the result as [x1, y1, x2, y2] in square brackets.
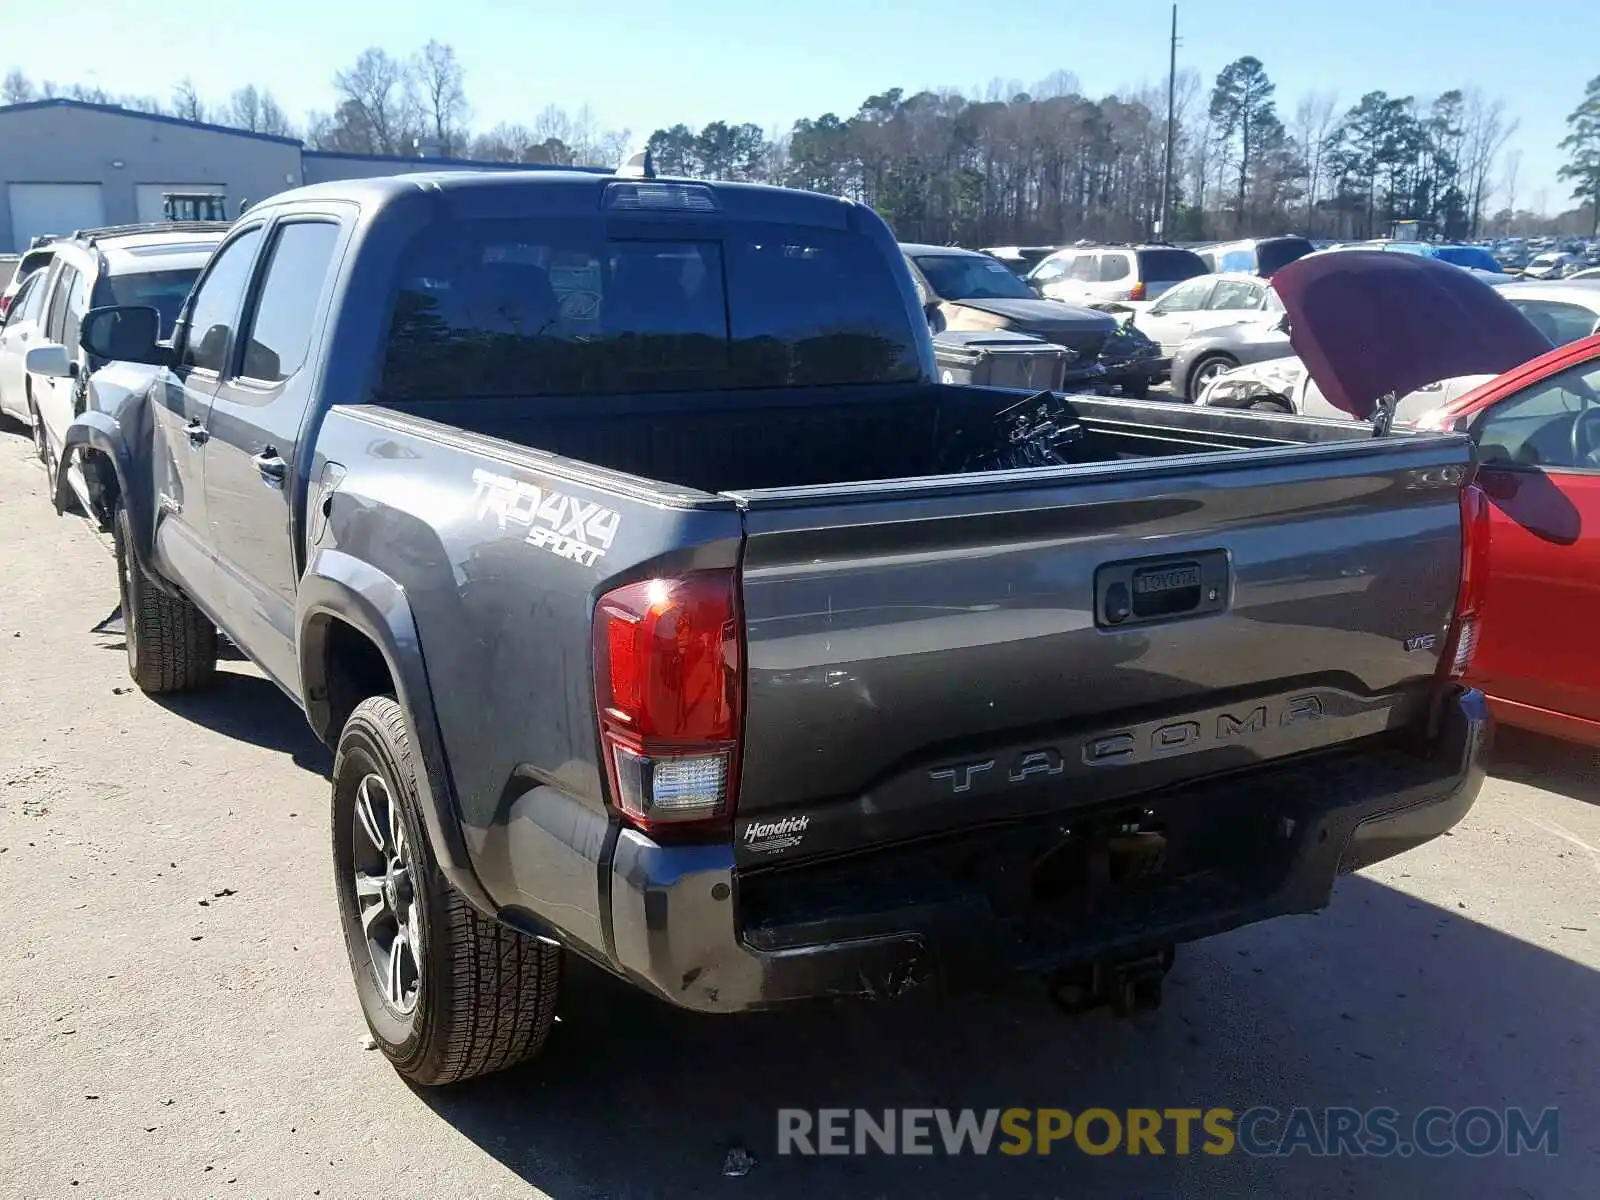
[0, 97, 304, 147]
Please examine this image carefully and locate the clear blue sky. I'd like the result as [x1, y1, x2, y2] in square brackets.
[4, 0, 1591, 210]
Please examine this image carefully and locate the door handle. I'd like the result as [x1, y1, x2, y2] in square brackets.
[184, 420, 209, 446]
[252, 449, 288, 483]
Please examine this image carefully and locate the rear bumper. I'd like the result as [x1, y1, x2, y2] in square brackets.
[602, 688, 1488, 1014]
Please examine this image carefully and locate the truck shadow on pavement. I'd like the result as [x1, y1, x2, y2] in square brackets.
[1489, 727, 1600, 807]
[417, 878, 1596, 1198]
[148, 665, 332, 775]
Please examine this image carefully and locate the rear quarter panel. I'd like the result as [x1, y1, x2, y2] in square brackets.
[309, 406, 744, 933]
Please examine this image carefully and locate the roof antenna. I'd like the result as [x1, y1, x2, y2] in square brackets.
[616, 146, 656, 180]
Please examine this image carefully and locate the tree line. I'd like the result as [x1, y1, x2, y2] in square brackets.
[4, 48, 1597, 239]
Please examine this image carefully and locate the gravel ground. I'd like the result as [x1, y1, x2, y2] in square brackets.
[0, 421, 1596, 1199]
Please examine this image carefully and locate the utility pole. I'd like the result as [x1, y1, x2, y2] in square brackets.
[1157, 3, 1178, 240]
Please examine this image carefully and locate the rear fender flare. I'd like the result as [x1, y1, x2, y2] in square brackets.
[296, 548, 494, 916]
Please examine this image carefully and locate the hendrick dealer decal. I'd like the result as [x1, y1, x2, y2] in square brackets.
[470, 469, 621, 567]
[743, 815, 811, 856]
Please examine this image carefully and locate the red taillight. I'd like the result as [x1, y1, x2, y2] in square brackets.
[1440, 482, 1491, 679]
[1129, 282, 1147, 301]
[0, 296, 10, 320]
[593, 571, 742, 830]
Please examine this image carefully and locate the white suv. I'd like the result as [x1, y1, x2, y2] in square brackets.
[1027, 244, 1209, 307]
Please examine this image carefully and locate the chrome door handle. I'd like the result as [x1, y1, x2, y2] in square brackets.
[252, 449, 287, 483]
[184, 420, 209, 446]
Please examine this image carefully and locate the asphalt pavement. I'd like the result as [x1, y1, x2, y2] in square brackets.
[0, 421, 1596, 1198]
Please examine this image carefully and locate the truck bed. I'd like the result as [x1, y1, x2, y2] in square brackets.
[374, 383, 1352, 496]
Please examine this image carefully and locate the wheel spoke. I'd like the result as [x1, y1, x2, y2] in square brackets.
[387, 794, 405, 863]
[386, 929, 409, 1005]
[354, 775, 388, 855]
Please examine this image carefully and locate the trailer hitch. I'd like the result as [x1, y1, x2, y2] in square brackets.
[1049, 947, 1175, 1017]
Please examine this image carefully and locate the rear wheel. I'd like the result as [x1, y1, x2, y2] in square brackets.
[112, 505, 217, 693]
[333, 695, 562, 1086]
[1186, 354, 1238, 400]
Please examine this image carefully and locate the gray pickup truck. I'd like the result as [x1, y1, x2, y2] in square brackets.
[54, 166, 1488, 1086]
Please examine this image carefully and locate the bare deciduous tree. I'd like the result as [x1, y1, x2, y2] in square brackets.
[1461, 90, 1517, 237]
[413, 40, 468, 155]
[171, 78, 206, 122]
[3, 69, 35, 104]
[332, 47, 418, 155]
[1291, 90, 1339, 232]
[1500, 149, 1522, 233]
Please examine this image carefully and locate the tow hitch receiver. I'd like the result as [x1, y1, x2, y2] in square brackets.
[1049, 948, 1175, 1017]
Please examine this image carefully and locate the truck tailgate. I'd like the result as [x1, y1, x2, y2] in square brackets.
[730, 435, 1474, 867]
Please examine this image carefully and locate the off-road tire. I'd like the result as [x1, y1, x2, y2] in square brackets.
[332, 695, 562, 1086]
[112, 505, 217, 693]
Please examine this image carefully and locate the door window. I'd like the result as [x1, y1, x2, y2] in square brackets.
[1029, 256, 1069, 285]
[1098, 254, 1132, 282]
[1147, 277, 1212, 314]
[2, 274, 39, 328]
[1067, 254, 1099, 282]
[179, 228, 264, 374]
[236, 222, 341, 384]
[1207, 280, 1264, 310]
[44, 265, 77, 344]
[60, 268, 90, 358]
[1507, 300, 1600, 348]
[1474, 359, 1600, 469]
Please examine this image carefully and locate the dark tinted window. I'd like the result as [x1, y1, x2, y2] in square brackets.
[44, 265, 75, 343]
[378, 218, 919, 399]
[180, 228, 263, 372]
[61, 267, 90, 355]
[1099, 253, 1132, 282]
[97, 269, 201, 339]
[237, 223, 341, 382]
[1136, 248, 1208, 283]
[1256, 238, 1313, 276]
[911, 253, 1033, 301]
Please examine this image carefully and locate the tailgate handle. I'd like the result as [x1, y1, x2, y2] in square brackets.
[1096, 551, 1229, 628]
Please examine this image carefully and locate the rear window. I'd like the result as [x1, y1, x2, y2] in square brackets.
[97, 268, 201, 339]
[1136, 248, 1208, 283]
[377, 218, 920, 399]
[1256, 238, 1313, 276]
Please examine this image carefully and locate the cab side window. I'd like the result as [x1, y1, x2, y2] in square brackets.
[179, 228, 264, 374]
[1068, 254, 1099, 282]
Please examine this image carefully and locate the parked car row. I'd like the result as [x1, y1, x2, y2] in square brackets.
[0, 221, 230, 497]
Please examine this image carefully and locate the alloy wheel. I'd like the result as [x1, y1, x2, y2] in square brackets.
[350, 772, 422, 1015]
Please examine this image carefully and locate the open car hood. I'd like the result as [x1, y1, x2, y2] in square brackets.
[1270, 250, 1552, 418]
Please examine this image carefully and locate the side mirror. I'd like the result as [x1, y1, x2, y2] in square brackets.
[80, 306, 170, 366]
[924, 301, 947, 336]
[25, 342, 74, 379]
[1272, 312, 1291, 334]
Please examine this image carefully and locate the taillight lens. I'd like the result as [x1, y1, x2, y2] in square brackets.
[0, 296, 10, 319]
[593, 571, 742, 830]
[1129, 282, 1147, 301]
[1440, 482, 1490, 679]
